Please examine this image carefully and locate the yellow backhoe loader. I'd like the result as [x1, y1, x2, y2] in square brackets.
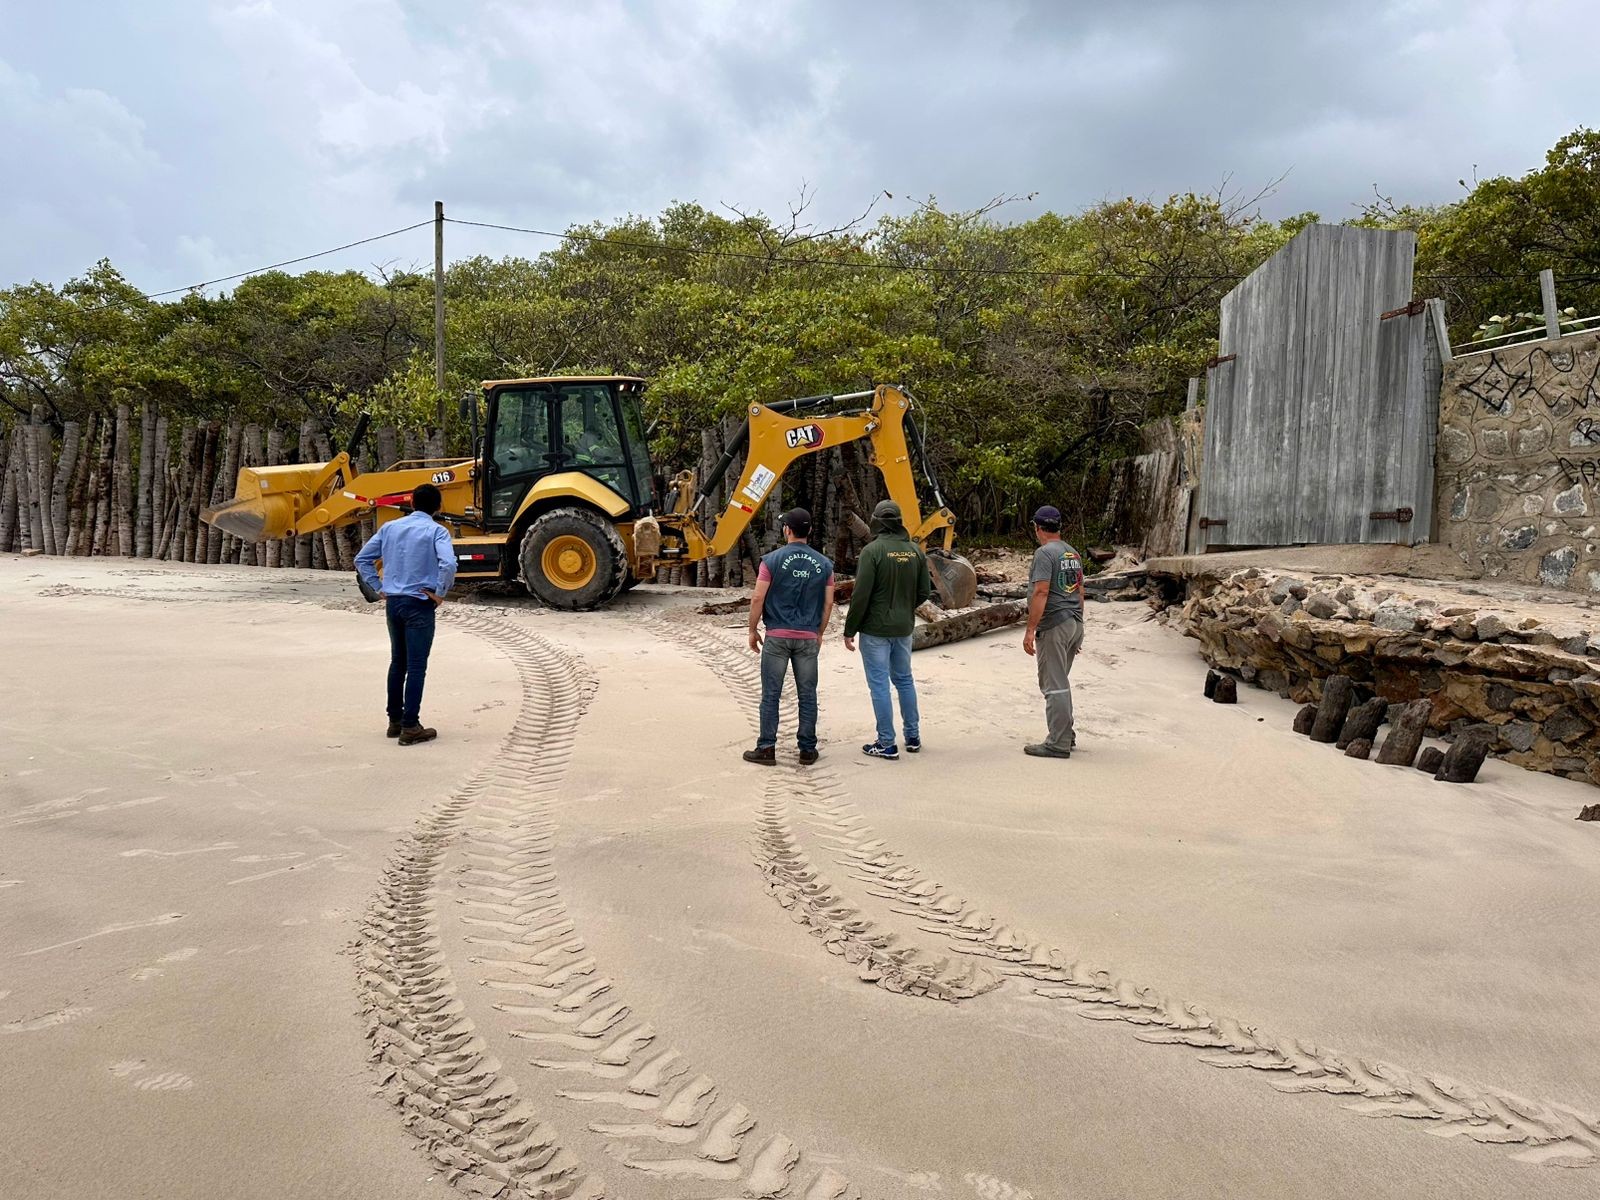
[202, 378, 977, 610]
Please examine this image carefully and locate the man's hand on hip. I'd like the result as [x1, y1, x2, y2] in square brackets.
[424, 590, 445, 608]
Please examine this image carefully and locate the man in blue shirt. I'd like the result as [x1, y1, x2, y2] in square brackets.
[355, 483, 457, 745]
[744, 508, 835, 765]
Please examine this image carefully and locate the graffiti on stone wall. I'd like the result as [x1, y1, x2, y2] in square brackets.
[1460, 346, 1600, 416]
[1556, 456, 1600, 490]
[1439, 333, 1600, 593]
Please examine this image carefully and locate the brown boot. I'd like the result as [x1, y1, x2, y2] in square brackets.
[386, 720, 403, 738]
[399, 725, 437, 746]
[742, 746, 776, 765]
[798, 749, 819, 765]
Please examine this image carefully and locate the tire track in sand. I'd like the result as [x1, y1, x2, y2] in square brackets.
[652, 618, 999, 1003]
[656, 616, 1600, 1170]
[360, 609, 864, 1199]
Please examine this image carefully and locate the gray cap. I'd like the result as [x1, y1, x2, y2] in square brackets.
[871, 499, 902, 520]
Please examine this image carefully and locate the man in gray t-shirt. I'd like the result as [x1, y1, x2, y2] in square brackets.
[1021, 505, 1084, 758]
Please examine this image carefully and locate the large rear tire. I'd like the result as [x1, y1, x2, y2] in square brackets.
[519, 507, 628, 610]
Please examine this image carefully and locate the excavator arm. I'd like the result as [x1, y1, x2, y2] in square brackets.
[672, 384, 974, 606]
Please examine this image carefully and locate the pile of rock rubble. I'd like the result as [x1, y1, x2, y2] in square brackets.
[1179, 567, 1600, 786]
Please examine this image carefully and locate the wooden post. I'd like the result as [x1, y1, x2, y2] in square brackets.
[434, 200, 447, 430]
[50, 421, 82, 555]
[1309, 675, 1354, 743]
[1335, 696, 1386, 751]
[1375, 699, 1431, 767]
[1426, 298, 1452, 364]
[1540, 268, 1561, 341]
[1435, 724, 1493, 783]
[114, 404, 134, 556]
[32, 420, 55, 554]
[1185, 377, 1200, 412]
[265, 427, 284, 567]
[135, 405, 156, 557]
[0, 425, 19, 552]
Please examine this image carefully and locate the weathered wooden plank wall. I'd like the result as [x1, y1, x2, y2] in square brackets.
[1200, 224, 1434, 548]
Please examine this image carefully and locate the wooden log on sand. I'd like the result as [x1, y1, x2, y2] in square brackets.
[1292, 704, 1318, 735]
[1416, 747, 1445, 774]
[1375, 699, 1432, 767]
[1344, 738, 1373, 760]
[1309, 675, 1354, 743]
[911, 600, 1026, 651]
[1435, 725, 1494, 784]
[1204, 669, 1221, 699]
[1212, 675, 1238, 703]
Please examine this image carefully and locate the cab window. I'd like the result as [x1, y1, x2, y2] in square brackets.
[560, 386, 625, 466]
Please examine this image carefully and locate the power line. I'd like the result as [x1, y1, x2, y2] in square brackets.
[142, 220, 434, 299]
[76, 220, 434, 314]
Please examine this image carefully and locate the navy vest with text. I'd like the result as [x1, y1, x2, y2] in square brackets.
[760, 544, 833, 634]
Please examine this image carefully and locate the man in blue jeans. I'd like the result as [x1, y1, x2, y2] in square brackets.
[842, 500, 932, 760]
[355, 482, 457, 746]
[744, 508, 835, 766]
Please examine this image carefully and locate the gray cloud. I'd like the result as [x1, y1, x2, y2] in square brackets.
[1, 0, 1594, 293]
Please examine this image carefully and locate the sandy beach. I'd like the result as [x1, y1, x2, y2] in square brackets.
[3, 554, 1597, 1199]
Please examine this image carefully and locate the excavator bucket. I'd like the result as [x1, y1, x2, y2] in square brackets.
[201, 491, 299, 542]
[927, 549, 978, 610]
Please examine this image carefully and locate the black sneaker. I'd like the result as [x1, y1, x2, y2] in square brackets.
[862, 742, 900, 761]
[742, 747, 776, 765]
[905, 736, 922, 754]
[798, 749, 819, 765]
[1023, 742, 1071, 759]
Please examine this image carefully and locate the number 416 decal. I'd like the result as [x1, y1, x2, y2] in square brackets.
[431, 469, 455, 484]
[784, 424, 824, 450]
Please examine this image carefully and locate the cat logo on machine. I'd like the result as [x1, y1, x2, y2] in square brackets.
[784, 424, 824, 450]
[431, 469, 455, 485]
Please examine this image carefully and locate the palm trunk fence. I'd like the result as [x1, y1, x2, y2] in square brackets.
[0, 409, 386, 568]
[0, 412, 883, 586]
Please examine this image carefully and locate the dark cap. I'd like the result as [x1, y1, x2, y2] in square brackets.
[871, 499, 902, 520]
[781, 507, 812, 531]
[1032, 505, 1062, 525]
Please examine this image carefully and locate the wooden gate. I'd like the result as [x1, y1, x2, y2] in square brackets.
[1199, 224, 1438, 548]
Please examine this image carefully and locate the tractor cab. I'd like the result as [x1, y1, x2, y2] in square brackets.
[479, 376, 655, 528]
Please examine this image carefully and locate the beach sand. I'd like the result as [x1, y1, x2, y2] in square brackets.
[3, 554, 1596, 1199]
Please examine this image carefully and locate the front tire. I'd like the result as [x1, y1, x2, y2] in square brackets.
[520, 507, 628, 610]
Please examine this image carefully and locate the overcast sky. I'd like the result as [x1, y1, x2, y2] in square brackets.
[2, 0, 1593, 295]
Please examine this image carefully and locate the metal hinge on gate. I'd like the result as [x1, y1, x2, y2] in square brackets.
[1379, 299, 1428, 321]
[1369, 507, 1414, 523]
[1198, 517, 1228, 529]
[1204, 354, 1237, 369]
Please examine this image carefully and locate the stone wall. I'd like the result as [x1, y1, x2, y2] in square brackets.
[1180, 567, 1600, 786]
[1437, 328, 1600, 591]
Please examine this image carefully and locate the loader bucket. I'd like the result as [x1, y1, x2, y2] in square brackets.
[201, 491, 298, 542]
[928, 549, 978, 610]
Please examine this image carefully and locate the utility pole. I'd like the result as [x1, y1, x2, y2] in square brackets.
[433, 200, 447, 429]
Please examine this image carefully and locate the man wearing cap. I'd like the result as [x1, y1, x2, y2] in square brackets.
[1022, 505, 1085, 758]
[744, 509, 835, 765]
[843, 499, 932, 760]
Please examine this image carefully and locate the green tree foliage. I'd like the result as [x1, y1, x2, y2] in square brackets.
[4, 126, 1597, 533]
[1361, 127, 1600, 342]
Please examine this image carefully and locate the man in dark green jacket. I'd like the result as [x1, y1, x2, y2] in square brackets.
[843, 500, 932, 760]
